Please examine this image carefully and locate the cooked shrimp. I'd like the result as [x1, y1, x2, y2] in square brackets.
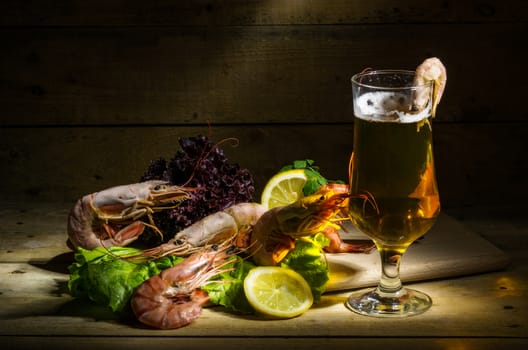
[119, 183, 373, 264]
[413, 57, 447, 117]
[67, 180, 193, 250]
[249, 185, 375, 266]
[131, 244, 236, 330]
[321, 225, 375, 254]
[140, 202, 268, 259]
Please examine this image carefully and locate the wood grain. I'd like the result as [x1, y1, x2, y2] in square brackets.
[0, 203, 524, 347]
[327, 215, 510, 291]
[2, 337, 528, 350]
[1, 0, 526, 26]
[0, 0, 526, 210]
[1, 260, 525, 338]
[0, 2, 527, 348]
[1, 123, 526, 207]
[1, 23, 525, 125]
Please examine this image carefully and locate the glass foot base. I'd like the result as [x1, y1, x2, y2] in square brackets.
[345, 287, 432, 317]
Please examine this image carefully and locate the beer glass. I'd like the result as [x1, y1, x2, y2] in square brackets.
[346, 70, 440, 317]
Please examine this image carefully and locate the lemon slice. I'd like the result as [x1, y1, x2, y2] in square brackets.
[261, 169, 308, 209]
[244, 266, 313, 318]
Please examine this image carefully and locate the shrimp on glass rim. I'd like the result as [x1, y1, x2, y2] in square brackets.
[413, 57, 447, 117]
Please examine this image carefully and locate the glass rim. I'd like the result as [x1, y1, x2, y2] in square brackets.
[351, 69, 433, 90]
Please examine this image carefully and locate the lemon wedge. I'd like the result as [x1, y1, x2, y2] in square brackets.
[261, 169, 308, 209]
[244, 266, 313, 318]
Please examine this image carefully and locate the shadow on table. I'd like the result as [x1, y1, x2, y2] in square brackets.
[29, 251, 75, 274]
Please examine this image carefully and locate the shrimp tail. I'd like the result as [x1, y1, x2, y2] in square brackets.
[322, 226, 375, 253]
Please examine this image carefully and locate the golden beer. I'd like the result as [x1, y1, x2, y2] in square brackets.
[348, 111, 440, 253]
[345, 69, 441, 317]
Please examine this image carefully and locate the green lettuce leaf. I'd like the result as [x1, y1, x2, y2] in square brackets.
[68, 247, 183, 313]
[68, 221, 331, 315]
[281, 233, 330, 301]
[202, 232, 330, 314]
[201, 256, 256, 314]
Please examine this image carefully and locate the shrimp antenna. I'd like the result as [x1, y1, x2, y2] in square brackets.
[348, 152, 354, 186]
[237, 239, 263, 262]
[356, 66, 374, 96]
[360, 66, 373, 75]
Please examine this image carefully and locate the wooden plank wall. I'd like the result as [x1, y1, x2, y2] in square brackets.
[0, 0, 527, 210]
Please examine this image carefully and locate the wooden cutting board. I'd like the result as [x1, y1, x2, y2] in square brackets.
[325, 214, 510, 291]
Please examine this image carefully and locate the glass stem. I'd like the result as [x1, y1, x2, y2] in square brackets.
[378, 248, 403, 294]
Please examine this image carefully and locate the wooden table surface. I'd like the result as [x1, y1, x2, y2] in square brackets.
[1, 202, 527, 350]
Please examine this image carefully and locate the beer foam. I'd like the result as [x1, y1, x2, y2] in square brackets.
[355, 92, 430, 123]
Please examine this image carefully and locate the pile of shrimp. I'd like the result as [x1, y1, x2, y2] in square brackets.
[67, 181, 371, 330]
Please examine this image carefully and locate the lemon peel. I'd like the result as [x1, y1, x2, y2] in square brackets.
[243, 266, 313, 318]
[260, 169, 308, 209]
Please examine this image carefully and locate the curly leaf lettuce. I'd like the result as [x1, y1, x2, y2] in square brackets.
[68, 247, 183, 313]
[281, 233, 330, 301]
[68, 235, 330, 315]
[201, 256, 256, 314]
[203, 233, 330, 314]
